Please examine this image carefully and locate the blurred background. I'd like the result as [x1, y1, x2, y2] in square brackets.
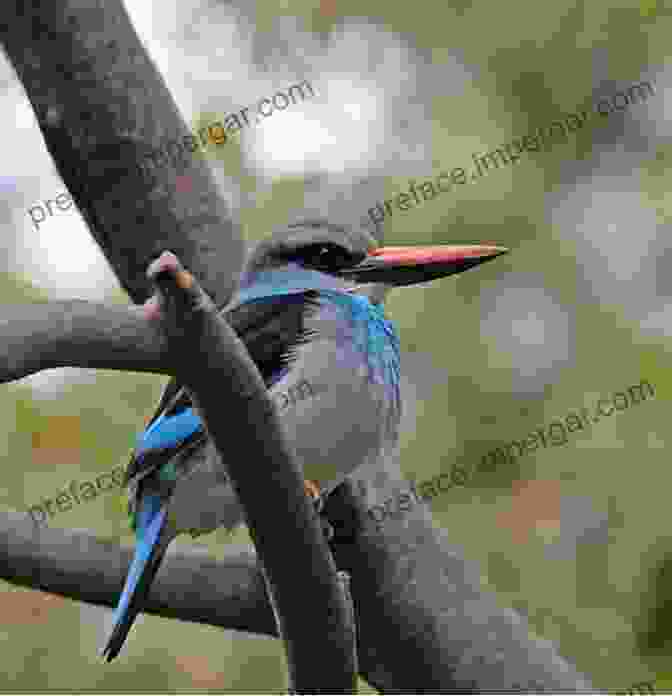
[0, 0, 670, 691]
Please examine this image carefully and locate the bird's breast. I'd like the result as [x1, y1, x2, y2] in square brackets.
[316, 291, 401, 405]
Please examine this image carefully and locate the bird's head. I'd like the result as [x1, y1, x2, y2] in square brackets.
[233, 219, 508, 306]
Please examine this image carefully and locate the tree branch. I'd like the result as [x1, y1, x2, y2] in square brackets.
[326, 478, 600, 693]
[0, 510, 276, 637]
[0, 0, 244, 307]
[0, 301, 167, 383]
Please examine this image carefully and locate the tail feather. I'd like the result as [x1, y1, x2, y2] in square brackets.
[101, 496, 170, 662]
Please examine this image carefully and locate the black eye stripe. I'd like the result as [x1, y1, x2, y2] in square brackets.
[288, 243, 354, 271]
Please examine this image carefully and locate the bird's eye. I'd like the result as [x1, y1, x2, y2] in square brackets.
[297, 243, 353, 272]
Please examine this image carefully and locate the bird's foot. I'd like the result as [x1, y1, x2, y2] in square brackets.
[304, 479, 334, 542]
[304, 478, 325, 513]
[303, 478, 321, 501]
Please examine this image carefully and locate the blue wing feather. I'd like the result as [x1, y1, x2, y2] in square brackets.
[136, 408, 203, 456]
[101, 493, 168, 661]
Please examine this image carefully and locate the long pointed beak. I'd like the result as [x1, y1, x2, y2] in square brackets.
[338, 244, 509, 286]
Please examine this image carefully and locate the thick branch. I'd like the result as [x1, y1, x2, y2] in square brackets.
[326, 479, 599, 693]
[0, 0, 244, 306]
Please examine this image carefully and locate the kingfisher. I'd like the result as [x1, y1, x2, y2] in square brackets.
[101, 219, 507, 661]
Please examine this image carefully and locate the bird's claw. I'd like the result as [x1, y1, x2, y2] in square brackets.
[304, 480, 334, 541]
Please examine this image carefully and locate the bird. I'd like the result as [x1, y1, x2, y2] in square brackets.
[101, 218, 508, 661]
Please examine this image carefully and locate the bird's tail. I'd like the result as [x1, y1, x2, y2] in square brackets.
[101, 494, 172, 662]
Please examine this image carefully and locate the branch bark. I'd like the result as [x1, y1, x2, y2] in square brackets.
[0, 510, 276, 637]
[326, 479, 599, 693]
[0, 301, 167, 383]
[0, 0, 244, 307]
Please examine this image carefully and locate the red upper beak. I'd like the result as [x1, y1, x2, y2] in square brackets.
[338, 244, 509, 286]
